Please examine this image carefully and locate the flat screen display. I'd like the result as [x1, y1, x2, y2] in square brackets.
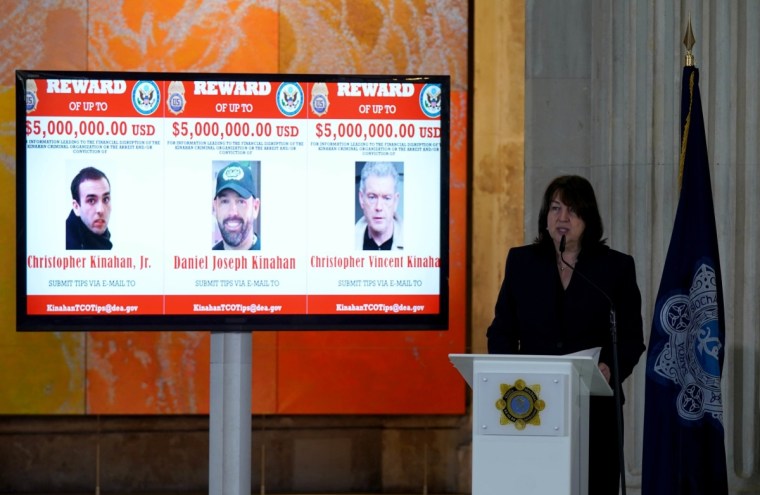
[15, 70, 449, 331]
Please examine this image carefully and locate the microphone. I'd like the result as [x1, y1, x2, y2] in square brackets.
[559, 235, 613, 309]
[558, 235, 627, 495]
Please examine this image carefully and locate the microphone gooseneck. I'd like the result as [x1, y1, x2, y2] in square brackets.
[558, 235, 627, 495]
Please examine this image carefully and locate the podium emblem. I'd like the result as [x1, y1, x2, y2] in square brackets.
[495, 379, 545, 430]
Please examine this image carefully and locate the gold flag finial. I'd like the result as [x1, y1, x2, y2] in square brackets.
[683, 15, 696, 66]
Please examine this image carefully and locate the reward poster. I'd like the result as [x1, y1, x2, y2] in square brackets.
[21, 74, 446, 321]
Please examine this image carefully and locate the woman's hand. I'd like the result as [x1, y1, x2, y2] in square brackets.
[598, 362, 611, 383]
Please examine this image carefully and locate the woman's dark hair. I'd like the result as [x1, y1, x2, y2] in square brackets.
[534, 175, 606, 247]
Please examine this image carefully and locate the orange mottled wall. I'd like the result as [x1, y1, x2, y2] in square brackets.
[0, 0, 468, 414]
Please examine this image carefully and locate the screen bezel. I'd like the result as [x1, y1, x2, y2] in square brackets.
[15, 70, 450, 332]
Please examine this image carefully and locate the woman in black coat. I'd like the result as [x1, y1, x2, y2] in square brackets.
[487, 175, 645, 495]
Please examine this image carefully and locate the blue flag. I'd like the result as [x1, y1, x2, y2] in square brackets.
[641, 66, 728, 494]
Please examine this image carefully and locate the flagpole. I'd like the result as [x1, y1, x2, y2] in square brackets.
[679, 16, 695, 186]
[683, 15, 695, 68]
[641, 15, 729, 495]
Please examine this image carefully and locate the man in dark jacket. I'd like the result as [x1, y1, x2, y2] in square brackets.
[66, 166, 112, 250]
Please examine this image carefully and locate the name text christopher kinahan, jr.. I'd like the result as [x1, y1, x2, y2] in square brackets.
[27, 254, 152, 270]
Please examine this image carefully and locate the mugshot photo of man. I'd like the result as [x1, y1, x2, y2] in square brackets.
[66, 166, 113, 250]
[212, 162, 261, 250]
[355, 161, 404, 251]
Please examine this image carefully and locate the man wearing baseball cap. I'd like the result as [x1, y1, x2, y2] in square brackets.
[212, 162, 261, 250]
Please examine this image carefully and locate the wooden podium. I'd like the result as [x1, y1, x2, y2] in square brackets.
[449, 349, 612, 495]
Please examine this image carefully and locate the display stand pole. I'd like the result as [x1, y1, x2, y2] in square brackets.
[209, 331, 252, 495]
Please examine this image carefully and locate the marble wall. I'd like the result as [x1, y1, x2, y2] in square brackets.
[0, 0, 469, 417]
[523, 1, 760, 493]
[0, 2, 477, 491]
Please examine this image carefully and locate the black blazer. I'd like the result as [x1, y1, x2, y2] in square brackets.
[486, 241, 645, 386]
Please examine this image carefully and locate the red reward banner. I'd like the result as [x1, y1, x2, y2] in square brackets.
[28, 79, 161, 118]
[167, 80, 293, 119]
[304, 81, 442, 120]
[25, 79, 443, 120]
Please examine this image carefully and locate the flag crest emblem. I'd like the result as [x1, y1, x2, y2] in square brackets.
[652, 262, 723, 422]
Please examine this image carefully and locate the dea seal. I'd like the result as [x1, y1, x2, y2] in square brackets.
[653, 263, 723, 423]
[166, 81, 186, 115]
[495, 379, 545, 430]
[310, 82, 330, 116]
[26, 79, 39, 113]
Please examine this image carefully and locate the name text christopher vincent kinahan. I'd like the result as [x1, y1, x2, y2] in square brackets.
[309, 255, 441, 269]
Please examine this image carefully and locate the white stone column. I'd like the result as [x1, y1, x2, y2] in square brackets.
[525, 1, 760, 493]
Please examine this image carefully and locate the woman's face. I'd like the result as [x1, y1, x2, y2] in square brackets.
[546, 191, 585, 250]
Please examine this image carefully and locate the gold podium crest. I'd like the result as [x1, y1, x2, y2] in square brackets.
[495, 379, 545, 430]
